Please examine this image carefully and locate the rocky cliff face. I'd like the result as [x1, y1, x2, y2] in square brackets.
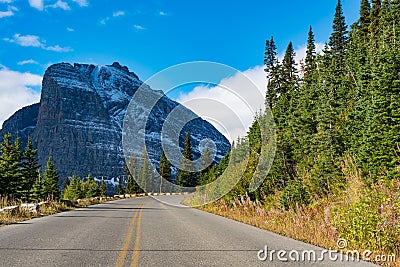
[0, 62, 231, 179]
[1, 103, 39, 146]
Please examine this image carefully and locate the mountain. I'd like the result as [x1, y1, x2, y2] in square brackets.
[0, 62, 231, 180]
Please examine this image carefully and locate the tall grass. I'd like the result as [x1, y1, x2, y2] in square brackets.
[200, 155, 399, 266]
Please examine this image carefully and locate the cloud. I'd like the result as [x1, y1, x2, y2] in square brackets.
[45, 44, 72, 52]
[66, 27, 74, 32]
[0, 0, 14, 3]
[0, 66, 42, 128]
[49, 0, 70, 10]
[28, 0, 44, 10]
[0, 9, 13, 18]
[177, 66, 267, 142]
[175, 42, 326, 142]
[17, 59, 39, 65]
[4, 33, 73, 52]
[133, 24, 146, 30]
[159, 11, 167, 16]
[4, 33, 42, 47]
[113, 10, 124, 17]
[71, 0, 88, 7]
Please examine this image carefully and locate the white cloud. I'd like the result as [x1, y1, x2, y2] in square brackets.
[45, 44, 72, 52]
[66, 27, 74, 32]
[159, 11, 167, 16]
[0, 66, 41, 128]
[133, 24, 146, 30]
[0, 0, 14, 3]
[175, 43, 325, 142]
[4, 33, 42, 47]
[177, 66, 267, 142]
[72, 0, 88, 7]
[0, 9, 13, 18]
[28, 0, 44, 10]
[17, 59, 39, 65]
[113, 10, 124, 17]
[49, 0, 70, 10]
[4, 33, 72, 52]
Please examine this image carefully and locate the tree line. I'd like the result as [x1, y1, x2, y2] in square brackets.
[0, 133, 59, 202]
[0, 129, 209, 202]
[198, 0, 400, 209]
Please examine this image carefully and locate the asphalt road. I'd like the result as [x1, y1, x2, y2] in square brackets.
[0, 196, 377, 267]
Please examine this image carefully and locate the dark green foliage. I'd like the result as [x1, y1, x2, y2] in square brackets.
[159, 149, 172, 192]
[197, 0, 400, 210]
[62, 177, 69, 196]
[42, 157, 60, 200]
[280, 179, 311, 210]
[63, 174, 100, 200]
[357, 0, 372, 36]
[124, 163, 143, 194]
[85, 174, 99, 198]
[99, 179, 107, 197]
[0, 133, 22, 197]
[20, 138, 39, 201]
[329, 0, 348, 62]
[305, 26, 317, 79]
[264, 36, 280, 109]
[63, 176, 82, 200]
[176, 132, 197, 188]
[116, 176, 125, 195]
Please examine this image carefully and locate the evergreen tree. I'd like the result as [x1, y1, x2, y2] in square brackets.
[264, 36, 280, 109]
[99, 179, 107, 197]
[0, 133, 22, 197]
[124, 160, 142, 194]
[63, 176, 82, 200]
[30, 173, 43, 201]
[42, 156, 60, 200]
[200, 147, 213, 177]
[62, 177, 70, 197]
[20, 138, 39, 201]
[305, 26, 317, 79]
[116, 176, 125, 195]
[85, 174, 99, 198]
[159, 149, 172, 192]
[176, 132, 197, 188]
[357, 0, 372, 37]
[369, 0, 381, 39]
[138, 148, 148, 192]
[264, 36, 278, 75]
[329, 0, 348, 63]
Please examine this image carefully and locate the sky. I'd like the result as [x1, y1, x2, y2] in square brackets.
[0, 0, 361, 141]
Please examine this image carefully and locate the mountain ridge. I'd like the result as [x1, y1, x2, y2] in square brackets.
[0, 62, 231, 180]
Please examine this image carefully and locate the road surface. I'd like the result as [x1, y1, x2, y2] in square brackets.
[0, 196, 377, 266]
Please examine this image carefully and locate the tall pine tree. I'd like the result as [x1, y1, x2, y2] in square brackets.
[176, 132, 197, 188]
[20, 138, 39, 201]
[42, 156, 60, 200]
[159, 149, 172, 192]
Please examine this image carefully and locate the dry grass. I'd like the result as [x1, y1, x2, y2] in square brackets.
[199, 156, 399, 266]
[0, 197, 113, 226]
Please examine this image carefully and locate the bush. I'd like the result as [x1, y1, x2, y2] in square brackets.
[280, 179, 311, 210]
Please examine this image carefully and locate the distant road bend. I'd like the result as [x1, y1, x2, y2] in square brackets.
[0, 196, 376, 266]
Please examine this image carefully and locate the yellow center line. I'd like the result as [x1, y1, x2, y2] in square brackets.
[115, 203, 143, 267]
[130, 202, 144, 267]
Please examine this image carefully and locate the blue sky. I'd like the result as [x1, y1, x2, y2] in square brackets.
[0, 0, 361, 135]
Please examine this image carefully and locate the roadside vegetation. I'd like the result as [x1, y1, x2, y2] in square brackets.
[195, 0, 400, 266]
